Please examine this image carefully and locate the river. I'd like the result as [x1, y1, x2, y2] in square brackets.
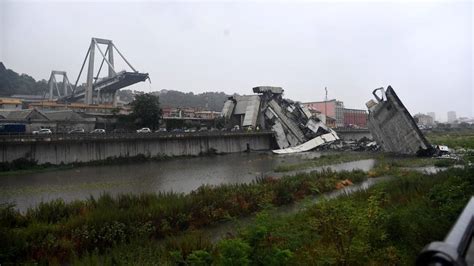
[0, 151, 375, 212]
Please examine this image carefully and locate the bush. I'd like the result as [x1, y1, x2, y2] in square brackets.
[217, 238, 251, 266]
[186, 250, 213, 266]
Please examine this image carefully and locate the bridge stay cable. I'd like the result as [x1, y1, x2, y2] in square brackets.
[63, 37, 149, 106]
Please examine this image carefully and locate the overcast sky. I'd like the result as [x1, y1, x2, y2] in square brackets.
[1, 0, 472, 121]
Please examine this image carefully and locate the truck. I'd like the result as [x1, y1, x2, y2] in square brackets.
[0, 123, 26, 134]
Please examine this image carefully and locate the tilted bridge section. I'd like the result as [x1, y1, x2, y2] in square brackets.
[48, 38, 149, 106]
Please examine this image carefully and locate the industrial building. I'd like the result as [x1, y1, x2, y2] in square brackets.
[0, 98, 22, 110]
[343, 108, 368, 128]
[27, 101, 118, 114]
[303, 100, 344, 127]
[414, 113, 435, 127]
[0, 108, 101, 133]
[303, 100, 368, 128]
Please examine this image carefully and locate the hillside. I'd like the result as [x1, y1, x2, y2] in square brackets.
[0, 63, 233, 111]
[0, 62, 48, 96]
[118, 89, 234, 112]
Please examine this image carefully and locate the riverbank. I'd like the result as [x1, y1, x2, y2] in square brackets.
[273, 152, 460, 173]
[1, 157, 472, 264]
[72, 165, 473, 265]
[1, 168, 368, 263]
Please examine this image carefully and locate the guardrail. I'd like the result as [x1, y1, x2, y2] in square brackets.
[334, 127, 370, 132]
[416, 197, 474, 266]
[0, 130, 274, 143]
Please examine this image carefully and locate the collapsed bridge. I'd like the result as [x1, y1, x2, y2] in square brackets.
[49, 38, 149, 106]
[221, 86, 339, 154]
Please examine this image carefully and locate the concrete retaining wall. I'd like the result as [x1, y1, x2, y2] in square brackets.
[0, 133, 273, 165]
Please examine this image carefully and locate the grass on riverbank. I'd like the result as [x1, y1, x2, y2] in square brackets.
[275, 151, 458, 173]
[0, 169, 367, 263]
[72, 166, 473, 265]
[426, 129, 474, 149]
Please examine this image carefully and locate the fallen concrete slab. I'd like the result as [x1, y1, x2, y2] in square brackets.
[272, 131, 339, 154]
[366, 86, 435, 156]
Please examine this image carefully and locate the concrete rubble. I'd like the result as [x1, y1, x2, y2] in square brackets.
[318, 137, 380, 152]
[221, 85, 453, 157]
[366, 86, 435, 156]
[221, 86, 339, 154]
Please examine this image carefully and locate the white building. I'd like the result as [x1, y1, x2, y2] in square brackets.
[447, 111, 457, 123]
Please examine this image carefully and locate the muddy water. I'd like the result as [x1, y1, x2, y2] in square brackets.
[0, 152, 375, 211]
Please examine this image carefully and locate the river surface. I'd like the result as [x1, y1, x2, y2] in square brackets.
[0, 151, 375, 212]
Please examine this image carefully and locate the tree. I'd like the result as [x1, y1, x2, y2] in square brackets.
[130, 93, 162, 130]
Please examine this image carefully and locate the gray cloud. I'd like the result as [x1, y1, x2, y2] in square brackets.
[2, 1, 472, 121]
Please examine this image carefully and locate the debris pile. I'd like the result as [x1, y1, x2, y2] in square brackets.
[319, 137, 380, 152]
[221, 86, 339, 154]
[222, 85, 454, 157]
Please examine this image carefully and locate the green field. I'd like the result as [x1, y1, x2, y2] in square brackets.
[426, 129, 474, 149]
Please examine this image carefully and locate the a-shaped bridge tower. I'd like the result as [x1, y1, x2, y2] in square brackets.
[48, 71, 73, 101]
[61, 38, 149, 106]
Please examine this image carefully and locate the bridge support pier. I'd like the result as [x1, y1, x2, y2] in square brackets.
[85, 41, 95, 105]
[48, 71, 72, 101]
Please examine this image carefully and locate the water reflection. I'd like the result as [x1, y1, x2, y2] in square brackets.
[0, 151, 375, 211]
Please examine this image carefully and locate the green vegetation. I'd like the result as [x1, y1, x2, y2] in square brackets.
[426, 129, 474, 149]
[0, 169, 366, 263]
[130, 93, 162, 130]
[0, 62, 48, 96]
[275, 152, 458, 173]
[274, 152, 375, 172]
[157, 90, 231, 112]
[70, 166, 473, 265]
[118, 89, 232, 112]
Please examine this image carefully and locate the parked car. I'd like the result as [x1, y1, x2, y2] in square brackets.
[90, 129, 106, 134]
[136, 127, 151, 133]
[231, 125, 240, 131]
[155, 128, 167, 133]
[198, 127, 208, 132]
[33, 128, 52, 135]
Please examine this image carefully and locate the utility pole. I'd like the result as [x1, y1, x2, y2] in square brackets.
[324, 87, 328, 122]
